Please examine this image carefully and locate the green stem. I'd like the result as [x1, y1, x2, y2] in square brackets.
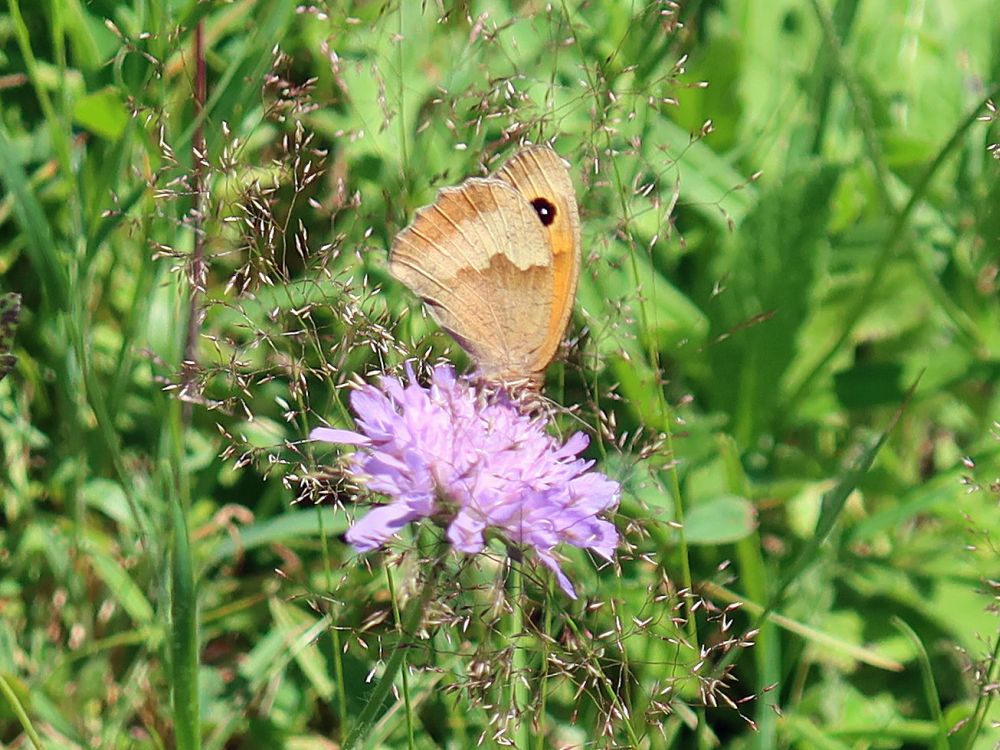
[0, 673, 45, 750]
[343, 542, 445, 750]
[317, 508, 348, 732]
[385, 565, 416, 750]
[892, 617, 948, 750]
[561, 616, 642, 748]
[510, 562, 531, 748]
[170, 492, 200, 750]
[958, 620, 1000, 750]
[533, 590, 553, 750]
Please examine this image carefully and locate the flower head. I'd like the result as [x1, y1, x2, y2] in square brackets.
[311, 364, 619, 597]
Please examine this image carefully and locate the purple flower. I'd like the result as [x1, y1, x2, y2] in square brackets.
[310, 364, 620, 598]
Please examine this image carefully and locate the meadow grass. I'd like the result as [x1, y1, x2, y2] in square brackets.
[0, 1, 998, 748]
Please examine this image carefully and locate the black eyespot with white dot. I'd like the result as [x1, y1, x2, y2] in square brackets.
[530, 197, 557, 226]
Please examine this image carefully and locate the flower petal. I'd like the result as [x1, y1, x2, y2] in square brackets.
[535, 549, 578, 599]
[345, 502, 425, 552]
[310, 427, 370, 445]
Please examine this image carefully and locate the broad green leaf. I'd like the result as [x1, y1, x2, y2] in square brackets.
[73, 87, 129, 141]
[684, 494, 757, 544]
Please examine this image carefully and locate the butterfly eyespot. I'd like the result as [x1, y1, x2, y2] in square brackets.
[530, 197, 556, 226]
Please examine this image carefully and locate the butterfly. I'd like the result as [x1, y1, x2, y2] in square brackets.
[388, 145, 580, 388]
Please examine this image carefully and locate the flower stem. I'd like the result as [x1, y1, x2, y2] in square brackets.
[534, 589, 553, 750]
[386, 566, 415, 750]
[317, 508, 348, 731]
[510, 561, 531, 747]
[342, 543, 444, 750]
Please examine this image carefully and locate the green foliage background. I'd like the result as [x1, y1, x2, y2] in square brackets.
[0, 0, 998, 748]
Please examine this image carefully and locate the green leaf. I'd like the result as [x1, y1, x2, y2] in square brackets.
[83, 537, 155, 625]
[781, 382, 914, 596]
[833, 361, 905, 409]
[652, 118, 757, 229]
[204, 507, 349, 568]
[270, 599, 335, 701]
[81, 478, 132, 526]
[73, 87, 129, 141]
[0, 123, 69, 308]
[706, 164, 841, 442]
[685, 495, 757, 545]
